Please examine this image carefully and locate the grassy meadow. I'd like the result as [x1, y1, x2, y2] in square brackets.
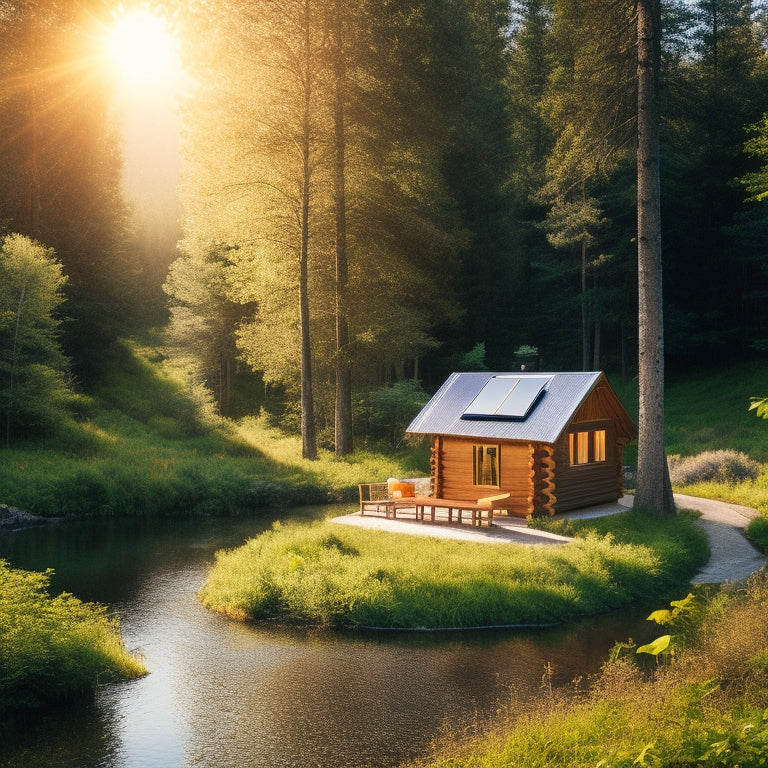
[1, 342, 767, 527]
[0, 340, 425, 518]
[198, 510, 708, 628]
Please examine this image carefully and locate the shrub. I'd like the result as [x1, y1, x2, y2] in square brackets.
[746, 515, 768, 552]
[668, 449, 761, 486]
[0, 560, 146, 713]
[353, 380, 429, 447]
[0, 234, 72, 444]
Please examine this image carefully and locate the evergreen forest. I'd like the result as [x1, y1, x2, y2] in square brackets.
[1, 0, 767, 457]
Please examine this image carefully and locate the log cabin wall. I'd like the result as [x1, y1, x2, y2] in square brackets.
[437, 437, 532, 516]
[552, 419, 623, 513]
[528, 443, 557, 516]
[430, 435, 443, 497]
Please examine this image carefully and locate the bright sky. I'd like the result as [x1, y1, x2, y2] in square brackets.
[105, 8, 191, 227]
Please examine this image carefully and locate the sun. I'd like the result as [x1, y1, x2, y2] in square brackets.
[107, 9, 181, 90]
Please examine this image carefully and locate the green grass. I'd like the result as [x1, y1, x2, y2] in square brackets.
[610, 360, 768, 466]
[0, 340, 426, 517]
[408, 571, 768, 768]
[198, 510, 708, 629]
[0, 559, 146, 714]
[611, 361, 768, 548]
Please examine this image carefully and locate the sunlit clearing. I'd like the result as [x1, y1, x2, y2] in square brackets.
[107, 9, 181, 90]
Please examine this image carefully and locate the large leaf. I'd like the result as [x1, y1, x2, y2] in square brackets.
[636, 634, 673, 656]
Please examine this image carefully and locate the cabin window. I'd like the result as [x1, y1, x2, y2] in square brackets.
[594, 429, 606, 462]
[569, 429, 607, 466]
[473, 444, 500, 487]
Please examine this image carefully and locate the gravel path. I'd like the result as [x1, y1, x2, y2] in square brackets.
[673, 493, 765, 584]
[332, 492, 766, 585]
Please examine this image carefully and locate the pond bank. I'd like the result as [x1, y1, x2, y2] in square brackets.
[0, 503, 62, 530]
[0, 511, 663, 768]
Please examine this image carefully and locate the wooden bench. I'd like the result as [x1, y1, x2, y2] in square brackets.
[358, 482, 398, 518]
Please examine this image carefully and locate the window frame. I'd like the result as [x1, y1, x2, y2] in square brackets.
[472, 443, 501, 488]
[567, 422, 611, 467]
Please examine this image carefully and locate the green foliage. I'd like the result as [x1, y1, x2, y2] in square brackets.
[741, 112, 768, 202]
[0, 559, 146, 713]
[750, 396, 768, 419]
[459, 342, 489, 371]
[746, 515, 768, 552]
[353, 380, 429, 447]
[199, 511, 705, 629]
[0, 234, 72, 444]
[637, 592, 705, 661]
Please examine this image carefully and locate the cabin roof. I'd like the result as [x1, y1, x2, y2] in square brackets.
[406, 371, 630, 444]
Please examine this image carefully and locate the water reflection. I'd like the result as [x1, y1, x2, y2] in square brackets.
[0, 509, 657, 768]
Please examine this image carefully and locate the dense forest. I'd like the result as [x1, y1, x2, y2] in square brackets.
[1, 0, 767, 455]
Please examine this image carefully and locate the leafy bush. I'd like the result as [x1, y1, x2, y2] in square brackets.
[353, 380, 429, 446]
[0, 560, 146, 713]
[746, 514, 768, 552]
[668, 449, 761, 486]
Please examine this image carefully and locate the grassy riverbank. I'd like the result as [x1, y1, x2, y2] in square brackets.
[198, 510, 708, 628]
[0, 559, 146, 715]
[408, 570, 768, 768]
[0, 341, 424, 518]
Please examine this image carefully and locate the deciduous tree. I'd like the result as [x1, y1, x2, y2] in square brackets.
[0, 234, 70, 445]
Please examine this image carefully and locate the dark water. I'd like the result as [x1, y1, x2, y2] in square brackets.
[0, 507, 658, 768]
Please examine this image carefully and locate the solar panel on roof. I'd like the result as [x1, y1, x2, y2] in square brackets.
[462, 375, 551, 421]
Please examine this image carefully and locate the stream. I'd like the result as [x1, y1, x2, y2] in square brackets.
[0, 506, 658, 768]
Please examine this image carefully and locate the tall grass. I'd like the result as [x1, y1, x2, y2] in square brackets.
[409, 570, 768, 768]
[198, 510, 708, 629]
[0, 559, 146, 714]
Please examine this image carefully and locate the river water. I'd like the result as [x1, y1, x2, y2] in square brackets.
[0, 506, 658, 768]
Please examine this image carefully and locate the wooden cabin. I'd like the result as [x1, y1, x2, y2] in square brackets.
[406, 371, 636, 517]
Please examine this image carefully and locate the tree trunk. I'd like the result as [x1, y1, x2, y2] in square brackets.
[635, 0, 673, 514]
[331, 0, 353, 458]
[299, 0, 317, 460]
[581, 237, 589, 371]
[25, 16, 41, 238]
[592, 318, 601, 370]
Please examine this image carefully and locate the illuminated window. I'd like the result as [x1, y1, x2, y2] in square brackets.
[569, 432, 590, 465]
[569, 429, 608, 466]
[473, 444, 500, 486]
[594, 430, 606, 462]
